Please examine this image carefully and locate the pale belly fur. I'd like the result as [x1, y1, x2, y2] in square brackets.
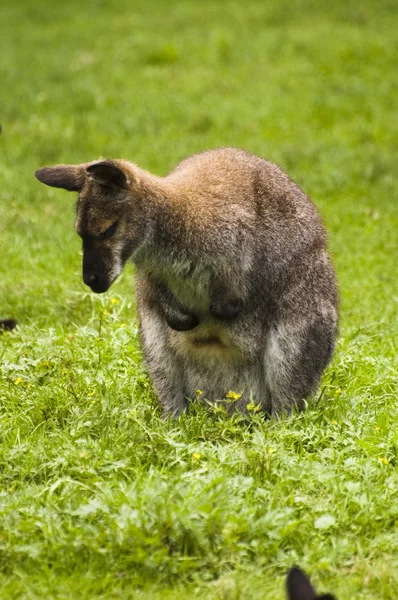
[168, 317, 244, 363]
[167, 317, 269, 411]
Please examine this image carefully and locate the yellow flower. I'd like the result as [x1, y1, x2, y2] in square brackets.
[14, 377, 23, 385]
[102, 309, 109, 315]
[195, 389, 203, 396]
[331, 419, 337, 424]
[110, 297, 120, 305]
[120, 322, 126, 328]
[375, 426, 381, 431]
[192, 452, 201, 462]
[26, 383, 31, 389]
[378, 457, 389, 465]
[87, 391, 95, 397]
[226, 390, 242, 400]
[246, 401, 261, 412]
[335, 389, 342, 395]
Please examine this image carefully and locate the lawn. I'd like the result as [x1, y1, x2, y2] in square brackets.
[0, 0, 397, 598]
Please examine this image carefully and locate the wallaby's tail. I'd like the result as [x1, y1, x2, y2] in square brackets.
[0, 319, 17, 331]
[286, 566, 336, 600]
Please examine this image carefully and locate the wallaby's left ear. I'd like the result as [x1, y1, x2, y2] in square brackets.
[86, 161, 129, 189]
[35, 165, 86, 192]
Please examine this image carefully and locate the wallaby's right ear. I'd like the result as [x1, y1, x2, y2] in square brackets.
[287, 567, 317, 600]
[35, 165, 86, 192]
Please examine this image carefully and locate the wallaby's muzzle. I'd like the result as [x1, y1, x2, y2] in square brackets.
[82, 246, 119, 294]
[83, 270, 111, 294]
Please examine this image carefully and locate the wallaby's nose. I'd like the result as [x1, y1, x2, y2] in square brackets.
[86, 273, 98, 286]
[84, 272, 109, 293]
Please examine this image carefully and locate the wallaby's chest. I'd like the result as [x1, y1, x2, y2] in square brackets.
[147, 259, 212, 314]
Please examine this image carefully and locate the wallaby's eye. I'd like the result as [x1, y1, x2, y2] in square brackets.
[101, 221, 118, 240]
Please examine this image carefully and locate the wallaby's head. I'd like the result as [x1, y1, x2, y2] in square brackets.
[35, 160, 144, 293]
[286, 567, 336, 600]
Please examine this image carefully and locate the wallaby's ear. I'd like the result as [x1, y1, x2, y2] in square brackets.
[287, 567, 317, 600]
[35, 165, 86, 192]
[86, 161, 129, 189]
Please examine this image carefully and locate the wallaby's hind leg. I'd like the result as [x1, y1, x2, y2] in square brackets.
[265, 312, 337, 416]
[138, 310, 187, 417]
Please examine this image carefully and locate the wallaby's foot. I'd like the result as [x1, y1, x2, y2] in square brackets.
[0, 319, 17, 331]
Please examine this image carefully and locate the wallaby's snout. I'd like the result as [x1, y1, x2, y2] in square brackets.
[83, 269, 110, 294]
[82, 245, 119, 294]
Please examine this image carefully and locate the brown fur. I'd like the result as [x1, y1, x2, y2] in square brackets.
[35, 148, 338, 417]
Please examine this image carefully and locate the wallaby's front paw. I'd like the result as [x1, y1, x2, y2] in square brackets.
[165, 312, 199, 331]
[209, 298, 240, 320]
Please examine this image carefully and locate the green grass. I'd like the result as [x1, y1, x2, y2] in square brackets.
[1, 0, 397, 598]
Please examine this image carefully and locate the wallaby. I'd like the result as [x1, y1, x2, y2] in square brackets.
[286, 566, 336, 600]
[35, 148, 338, 417]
